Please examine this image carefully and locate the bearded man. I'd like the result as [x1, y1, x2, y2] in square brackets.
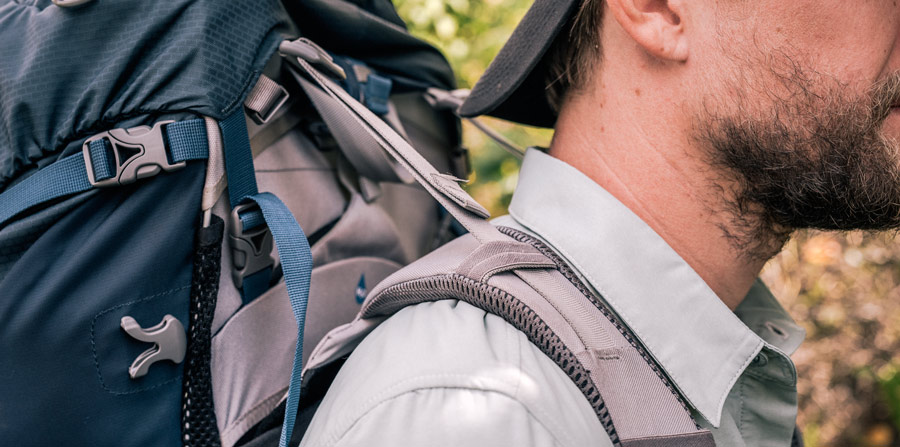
[299, 1, 900, 446]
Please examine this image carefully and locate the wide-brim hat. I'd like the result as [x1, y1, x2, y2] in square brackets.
[458, 0, 582, 128]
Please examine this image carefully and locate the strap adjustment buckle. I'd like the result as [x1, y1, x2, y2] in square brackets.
[229, 202, 275, 289]
[82, 120, 185, 187]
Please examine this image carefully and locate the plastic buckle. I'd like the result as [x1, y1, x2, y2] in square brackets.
[229, 202, 275, 289]
[120, 315, 186, 379]
[82, 120, 185, 188]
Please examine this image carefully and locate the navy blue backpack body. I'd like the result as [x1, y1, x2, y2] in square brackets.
[0, 1, 466, 445]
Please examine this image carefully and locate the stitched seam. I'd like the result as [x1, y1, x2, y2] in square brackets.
[90, 285, 190, 395]
[738, 376, 745, 436]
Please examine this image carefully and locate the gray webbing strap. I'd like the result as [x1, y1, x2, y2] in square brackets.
[281, 41, 506, 244]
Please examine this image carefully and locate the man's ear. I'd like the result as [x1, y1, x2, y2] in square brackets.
[606, 0, 688, 62]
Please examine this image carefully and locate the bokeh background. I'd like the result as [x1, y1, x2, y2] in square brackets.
[393, 1, 900, 446]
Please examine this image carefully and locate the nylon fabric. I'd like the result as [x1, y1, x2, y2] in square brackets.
[283, 0, 456, 92]
[0, 154, 90, 227]
[619, 432, 716, 447]
[211, 256, 400, 447]
[0, 188, 95, 280]
[0, 163, 206, 446]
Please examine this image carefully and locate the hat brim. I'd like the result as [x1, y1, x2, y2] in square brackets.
[458, 0, 581, 128]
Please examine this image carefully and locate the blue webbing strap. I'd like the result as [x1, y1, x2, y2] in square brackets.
[0, 119, 208, 228]
[219, 110, 271, 303]
[244, 193, 312, 447]
[88, 139, 115, 181]
[218, 108, 313, 447]
[219, 111, 259, 207]
[364, 73, 392, 116]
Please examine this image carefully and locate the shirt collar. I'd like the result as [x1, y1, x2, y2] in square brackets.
[506, 148, 804, 427]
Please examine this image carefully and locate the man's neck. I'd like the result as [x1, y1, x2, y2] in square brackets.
[548, 87, 769, 310]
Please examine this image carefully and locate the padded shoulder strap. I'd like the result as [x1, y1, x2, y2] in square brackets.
[303, 226, 716, 447]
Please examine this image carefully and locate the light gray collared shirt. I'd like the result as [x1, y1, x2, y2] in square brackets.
[300, 148, 806, 447]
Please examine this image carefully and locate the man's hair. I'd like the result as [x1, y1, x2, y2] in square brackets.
[545, 0, 605, 112]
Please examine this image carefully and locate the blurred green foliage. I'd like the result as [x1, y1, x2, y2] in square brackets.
[394, 0, 551, 215]
[395, 1, 900, 445]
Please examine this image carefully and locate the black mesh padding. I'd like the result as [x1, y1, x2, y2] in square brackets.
[182, 216, 225, 447]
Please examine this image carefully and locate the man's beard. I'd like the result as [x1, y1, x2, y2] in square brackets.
[697, 68, 900, 260]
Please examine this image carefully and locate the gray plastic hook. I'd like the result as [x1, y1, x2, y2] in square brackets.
[120, 315, 187, 379]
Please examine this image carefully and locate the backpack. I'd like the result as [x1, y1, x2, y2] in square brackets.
[0, 1, 466, 446]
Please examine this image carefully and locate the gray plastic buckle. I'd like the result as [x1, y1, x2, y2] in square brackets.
[229, 202, 275, 289]
[120, 315, 187, 379]
[82, 120, 185, 188]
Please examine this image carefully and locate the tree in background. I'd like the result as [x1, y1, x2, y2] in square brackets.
[394, 1, 900, 445]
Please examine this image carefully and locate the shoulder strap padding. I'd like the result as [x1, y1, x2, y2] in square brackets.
[303, 227, 715, 447]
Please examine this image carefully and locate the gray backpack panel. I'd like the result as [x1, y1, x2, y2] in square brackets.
[204, 48, 465, 446]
